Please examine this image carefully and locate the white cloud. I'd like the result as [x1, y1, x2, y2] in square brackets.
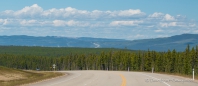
[67, 20, 78, 26]
[20, 19, 37, 26]
[90, 10, 104, 19]
[0, 19, 4, 24]
[0, 4, 197, 40]
[155, 29, 164, 32]
[149, 12, 164, 18]
[149, 13, 176, 21]
[110, 20, 143, 26]
[1, 4, 145, 20]
[53, 20, 89, 27]
[160, 22, 177, 27]
[163, 14, 176, 21]
[0, 19, 17, 26]
[14, 4, 43, 18]
[3, 19, 11, 25]
[53, 20, 66, 27]
[118, 9, 144, 17]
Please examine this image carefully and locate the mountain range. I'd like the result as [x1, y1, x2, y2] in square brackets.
[0, 34, 197, 51]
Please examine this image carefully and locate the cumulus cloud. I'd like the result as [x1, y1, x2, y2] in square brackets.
[0, 4, 197, 40]
[160, 22, 177, 27]
[149, 13, 176, 21]
[0, 4, 145, 20]
[15, 4, 43, 17]
[53, 20, 89, 27]
[118, 9, 144, 17]
[0, 19, 3, 23]
[0, 19, 5, 25]
[20, 19, 37, 26]
[163, 14, 176, 21]
[2, 19, 13, 26]
[110, 20, 143, 26]
[149, 12, 164, 18]
[0, 4, 43, 18]
[53, 20, 65, 27]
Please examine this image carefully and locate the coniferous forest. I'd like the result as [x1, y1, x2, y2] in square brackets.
[0, 45, 198, 76]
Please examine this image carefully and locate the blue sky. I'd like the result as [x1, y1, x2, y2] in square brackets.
[0, 0, 197, 40]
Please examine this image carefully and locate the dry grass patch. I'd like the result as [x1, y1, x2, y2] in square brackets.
[152, 72, 198, 80]
[0, 66, 64, 86]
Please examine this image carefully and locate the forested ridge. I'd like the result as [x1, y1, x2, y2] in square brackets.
[0, 45, 198, 76]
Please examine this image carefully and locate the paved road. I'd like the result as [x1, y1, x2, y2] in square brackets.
[28, 70, 198, 86]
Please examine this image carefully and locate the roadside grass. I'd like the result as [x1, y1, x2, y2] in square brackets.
[119, 70, 198, 80]
[133, 70, 198, 80]
[156, 72, 198, 80]
[0, 66, 64, 86]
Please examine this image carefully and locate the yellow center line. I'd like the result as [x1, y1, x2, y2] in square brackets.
[120, 74, 126, 86]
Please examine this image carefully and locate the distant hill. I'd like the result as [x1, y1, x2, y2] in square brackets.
[0, 34, 197, 51]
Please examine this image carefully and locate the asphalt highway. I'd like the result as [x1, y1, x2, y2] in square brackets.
[27, 70, 198, 86]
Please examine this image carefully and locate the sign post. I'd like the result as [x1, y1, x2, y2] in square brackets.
[53, 64, 56, 71]
[152, 67, 154, 73]
[192, 56, 195, 81]
[193, 68, 194, 80]
[128, 67, 129, 72]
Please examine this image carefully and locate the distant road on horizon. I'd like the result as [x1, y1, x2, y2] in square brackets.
[27, 70, 198, 86]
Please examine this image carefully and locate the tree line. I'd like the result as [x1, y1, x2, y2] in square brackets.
[0, 45, 197, 75]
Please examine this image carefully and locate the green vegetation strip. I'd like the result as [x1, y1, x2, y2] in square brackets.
[0, 45, 198, 81]
[0, 66, 64, 86]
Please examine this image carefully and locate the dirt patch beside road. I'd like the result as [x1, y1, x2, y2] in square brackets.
[0, 66, 64, 86]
